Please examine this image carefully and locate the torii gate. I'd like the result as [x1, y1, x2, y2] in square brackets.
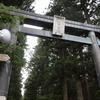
[1, 8, 100, 100]
[18, 8, 100, 86]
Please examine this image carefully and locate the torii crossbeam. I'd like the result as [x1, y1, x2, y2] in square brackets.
[7, 7, 100, 45]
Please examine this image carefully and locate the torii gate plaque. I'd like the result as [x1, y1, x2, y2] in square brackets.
[52, 15, 65, 36]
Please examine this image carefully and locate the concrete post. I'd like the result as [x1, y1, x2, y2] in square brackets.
[89, 31, 100, 87]
[0, 60, 12, 100]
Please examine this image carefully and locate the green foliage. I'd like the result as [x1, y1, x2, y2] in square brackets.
[95, 90, 100, 100]
[0, 0, 35, 11]
[0, 3, 27, 100]
[7, 31, 26, 100]
[37, 94, 62, 100]
[0, 3, 25, 30]
[47, 0, 85, 22]
[0, 3, 13, 26]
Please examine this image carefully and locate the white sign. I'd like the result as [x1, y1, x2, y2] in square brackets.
[0, 54, 10, 61]
[0, 96, 6, 100]
[53, 15, 65, 36]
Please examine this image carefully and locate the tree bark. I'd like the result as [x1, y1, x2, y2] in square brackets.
[76, 79, 83, 100]
[69, 81, 73, 100]
[82, 5, 91, 100]
[83, 7, 92, 24]
[83, 74, 90, 100]
[59, 41, 68, 100]
[62, 76, 68, 100]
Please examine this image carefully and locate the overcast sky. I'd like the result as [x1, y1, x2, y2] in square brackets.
[21, 0, 51, 95]
[33, 0, 51, 14]
[24, 0, 51, 59]
[24, 0, 51, 60]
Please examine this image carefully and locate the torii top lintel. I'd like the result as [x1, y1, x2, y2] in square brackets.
[7, 7, 100, 33]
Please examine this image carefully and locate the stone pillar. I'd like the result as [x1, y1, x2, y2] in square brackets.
[89, 31, 100, 87]
[0, 60, 12, 100]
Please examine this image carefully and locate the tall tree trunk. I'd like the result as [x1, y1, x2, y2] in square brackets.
[84, 7, 92, 24]
[59, 41, 68, 100]
[62, 76, 68, 100]
[69, 81, 73, 100]
[83, 74, 90, 100]
[76, 79, 83, 100]
[83, 5, 91, 100]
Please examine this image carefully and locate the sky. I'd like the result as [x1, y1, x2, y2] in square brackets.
[33, 0, 51, 14]
[21, 0, 51, 95]
[24, 0, 51, 60]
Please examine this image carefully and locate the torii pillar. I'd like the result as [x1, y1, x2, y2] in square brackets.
[89, 31, 100, 87]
